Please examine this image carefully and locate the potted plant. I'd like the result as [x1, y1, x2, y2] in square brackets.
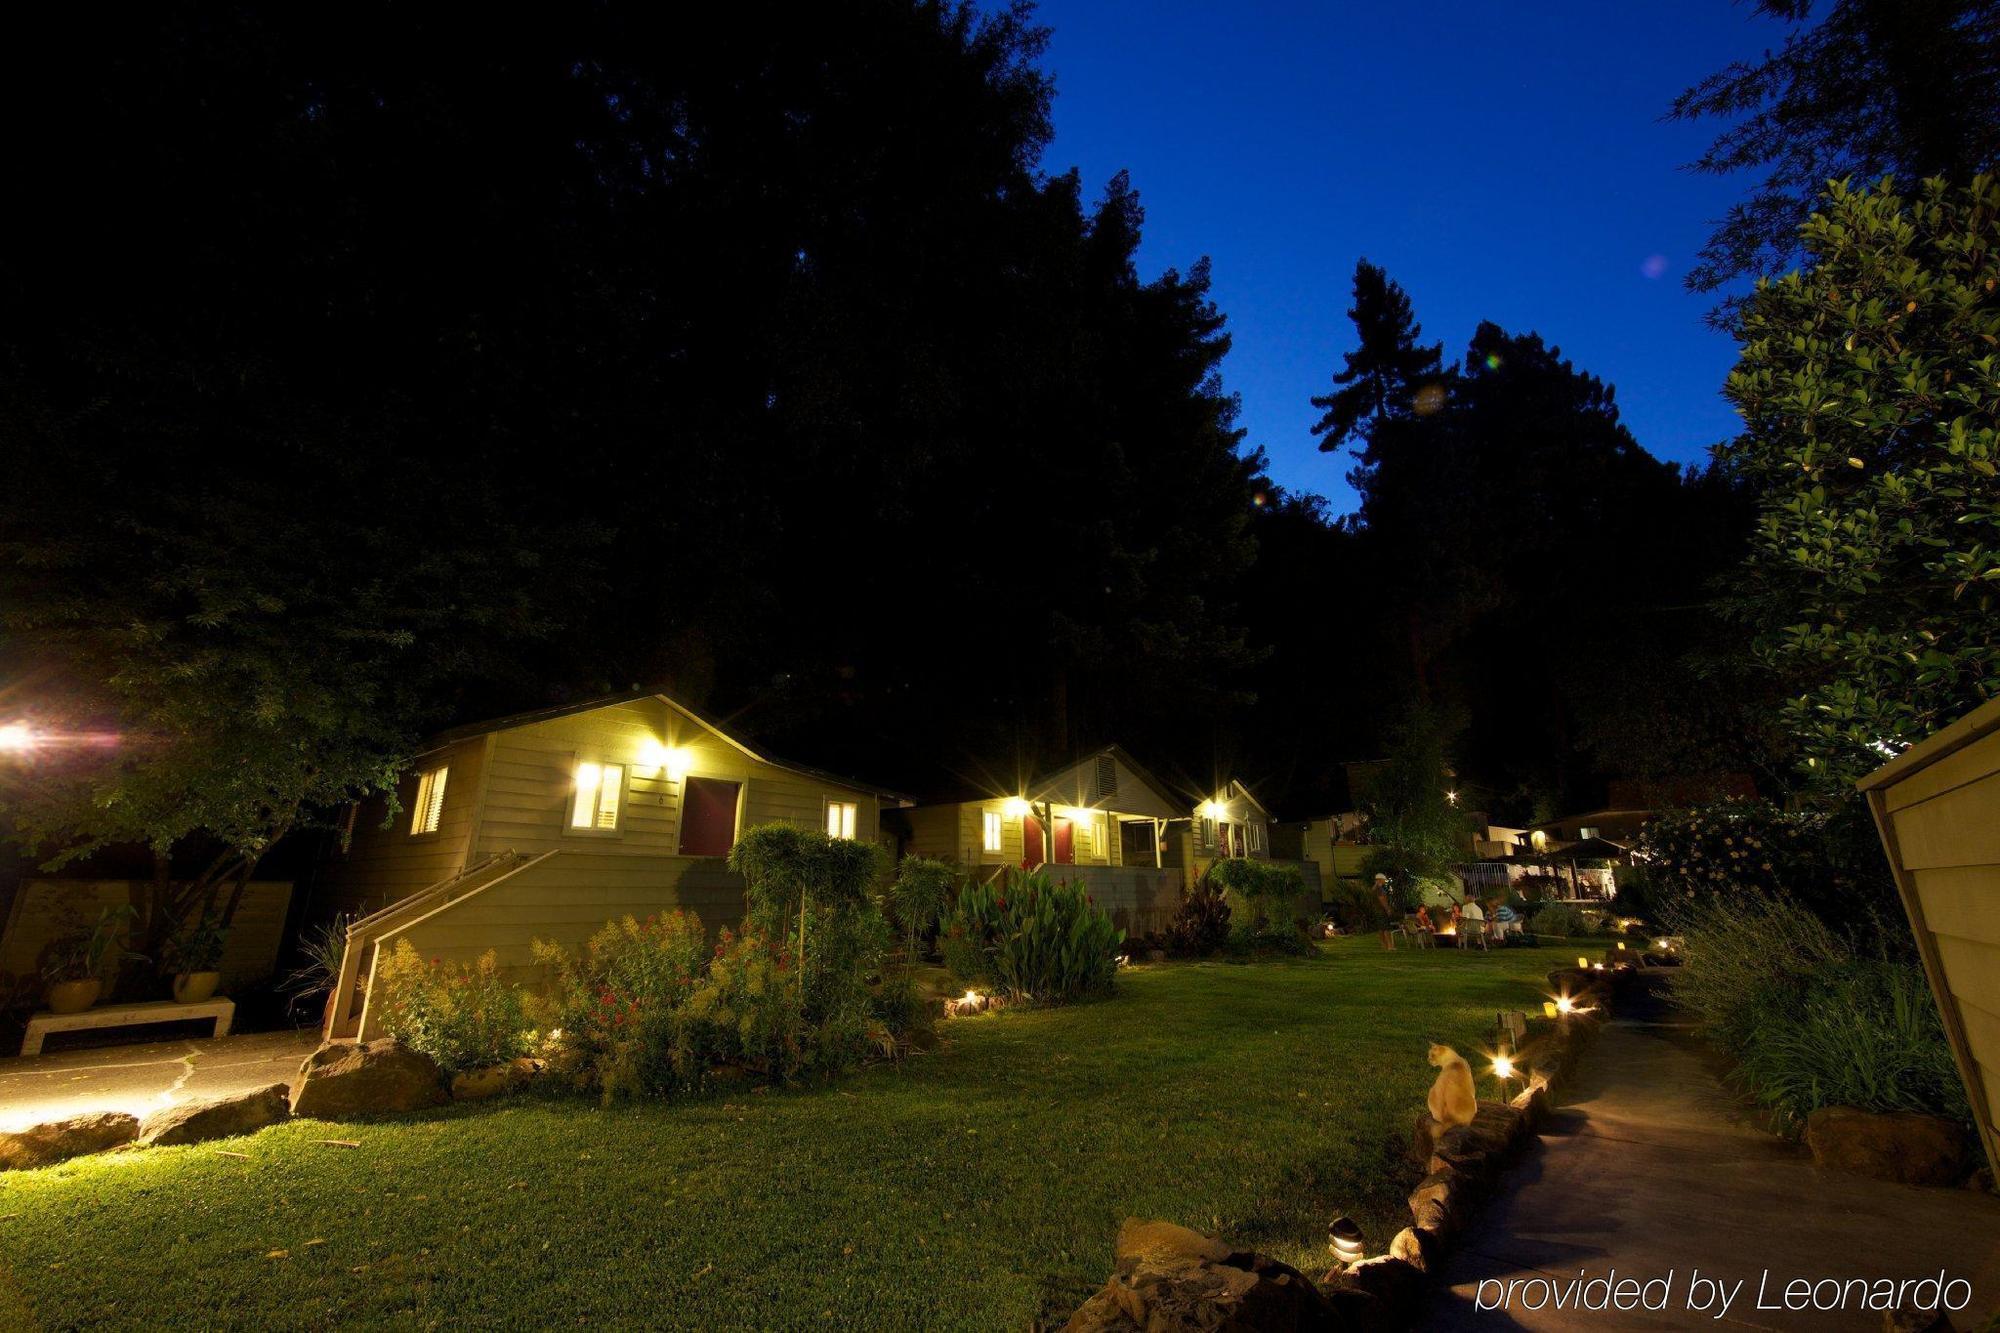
[166, 910, 229, 1003]
[40, 905, 141, 1014]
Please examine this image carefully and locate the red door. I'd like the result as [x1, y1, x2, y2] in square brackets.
[678, 776, 741, 857]
[1053, 817, 1075, 865]
[1022, 814, 1045, 869]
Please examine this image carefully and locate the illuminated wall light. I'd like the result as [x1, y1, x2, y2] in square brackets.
[1001, 797, 1030, 817]
[0, 722, 39, 754]
[1201, 799, 1228, 819]
[639, 739, 691, 781]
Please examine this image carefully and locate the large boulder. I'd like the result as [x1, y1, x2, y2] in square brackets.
[1804, 1106, 1971, 1187]
[139, 1083, 291, 1147]
[291, 1039, 446, 1120]
[0, 1112, 139, 1170]
[1063, 1217, 1331, 1332]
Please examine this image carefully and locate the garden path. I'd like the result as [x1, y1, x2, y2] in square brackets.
[0, 1028, 316, 1133]
[1420, 973, 2000, 1330]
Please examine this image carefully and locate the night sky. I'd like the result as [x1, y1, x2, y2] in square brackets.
[1030, 0, 1785, 510]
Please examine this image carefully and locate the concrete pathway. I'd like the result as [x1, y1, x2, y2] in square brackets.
[0, 1029, 318, 1132]
[1422, 976, 2000, 1330]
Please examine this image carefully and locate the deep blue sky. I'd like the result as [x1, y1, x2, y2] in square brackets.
[1026, 0, 1784, 511]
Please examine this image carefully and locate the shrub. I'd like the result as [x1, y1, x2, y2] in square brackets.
[1209, 859, 1309, 933]
[530, 912, 710, 1097]
[1731, 960, 1969, 1130]
[1670, 888, 1968, 1131]
[376, 939, 530, 1076]
[888, 856, 958, 958]
[1635, 797, 1896, 926]
[1528, 903, 1585, 938]
[943, 868, 1123, 1002]
[1162, 879, 1232, 957]
[1324, 879, 1383, 934]
[681, 926, 825, 1082]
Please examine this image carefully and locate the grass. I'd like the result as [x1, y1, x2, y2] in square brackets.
[0, 938, 1571, 1331]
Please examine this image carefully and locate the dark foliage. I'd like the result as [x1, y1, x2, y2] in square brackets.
[1669, 0, 2000, 297]
[1162, 880, 1233, 958]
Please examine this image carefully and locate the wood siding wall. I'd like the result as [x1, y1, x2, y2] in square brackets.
[470, 698, 881, 863]
[904, 799, 1172, 872]
[385, 852, 748, 976]
[1862, 697, 2000, 1178]
[321, 736, 488, 920]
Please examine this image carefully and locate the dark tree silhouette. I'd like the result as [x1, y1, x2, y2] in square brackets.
[1670, 0, 2000, 296]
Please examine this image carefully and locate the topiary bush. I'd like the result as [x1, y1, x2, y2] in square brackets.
[942, 868, 1124, 1002]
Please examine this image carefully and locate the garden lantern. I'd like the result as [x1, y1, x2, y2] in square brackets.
[1577, 956, 1588, 970]
[1543, 1000, 1558, 1019]
[1327, 1216, 1364, 1267]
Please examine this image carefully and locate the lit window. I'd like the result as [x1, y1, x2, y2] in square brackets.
[571, 762, 624, 830]
[982, 811, 1002, 852]
[826, 800, 858, 840]
[1201, 817, 1216, 849]
[1248, 822, 1265, 853]
[1579, 826, 1599, 840]
[410, 767, 448, 835]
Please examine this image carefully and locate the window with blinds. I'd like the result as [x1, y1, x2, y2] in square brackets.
[825, 800, 858, 840]
[570, 761, 625, 831]
[1091, 754, 1116, 800]
[410, 766, 448, 835]
[982, 810, 1002, 852]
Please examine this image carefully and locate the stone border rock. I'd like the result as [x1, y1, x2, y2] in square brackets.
[1061, 959, 1633, 1331]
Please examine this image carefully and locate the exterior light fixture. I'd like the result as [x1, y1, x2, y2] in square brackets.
[1201, 799, 1228, 819]
[1577, 956, 1589, 970]
[1492, 1049, 1515, 1082]
[1543, 1000, 1559, 1019]
[638, 740, 691, 781]
[1616, 940, 1627, 951]
[1555, 994, 1574, 1015]
[1327, 1216, 1364, 1267]
[0, 722, 39, 754]
[1002, 797, 1030, 817]
[1445, 789, 1459, 806]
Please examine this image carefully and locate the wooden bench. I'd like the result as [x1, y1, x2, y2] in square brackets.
[20, 997, 235, 1057]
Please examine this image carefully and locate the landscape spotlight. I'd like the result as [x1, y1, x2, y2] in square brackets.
[1327, 1216, 1364, 1267]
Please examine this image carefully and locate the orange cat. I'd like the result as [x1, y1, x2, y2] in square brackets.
[1426, 1042, 1477, 1128]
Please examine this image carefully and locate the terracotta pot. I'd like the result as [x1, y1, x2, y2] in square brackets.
[172, 970, 221, 1003]
[46, 977, 101, 1014]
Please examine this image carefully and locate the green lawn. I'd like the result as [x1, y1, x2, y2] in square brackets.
[0, 939, 1570, 1331]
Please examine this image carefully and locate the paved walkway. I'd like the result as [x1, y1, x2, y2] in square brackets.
[1422, 976, 2000, 1330]
[0, 1029, 318, 1132]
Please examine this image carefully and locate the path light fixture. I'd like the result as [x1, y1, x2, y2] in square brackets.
[1543, 1000, 1559, 1019]
[1577, 956, 1589, 970]
[1327, 1216, 1364, 1268]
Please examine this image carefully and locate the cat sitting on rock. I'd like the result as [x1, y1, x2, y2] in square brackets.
[1426, 1042, 1477, 1128]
